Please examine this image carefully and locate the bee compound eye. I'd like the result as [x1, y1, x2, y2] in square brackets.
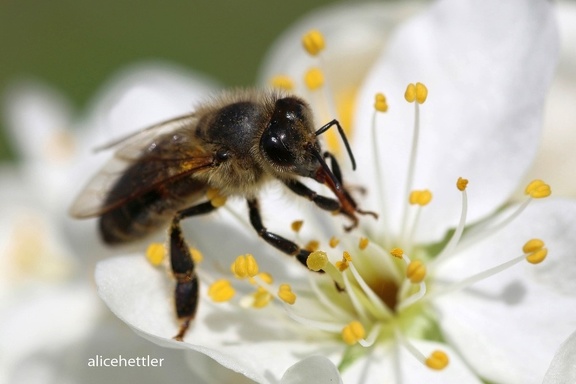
[216, 149, 231, 162]
[261, 128, 295, 166]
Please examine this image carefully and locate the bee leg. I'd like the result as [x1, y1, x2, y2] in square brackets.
[284, 179, 341, 212]
[170, 201, 218, 341]
[323, 152, 379, 223]
[247, 198, 314, 269]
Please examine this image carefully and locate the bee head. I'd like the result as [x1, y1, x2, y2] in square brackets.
[260, 97, 321, 178]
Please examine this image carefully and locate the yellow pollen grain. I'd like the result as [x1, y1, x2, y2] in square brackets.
[342, 321, 366, 345]
[425, 350, 449, 370]
[302, 29, 325, 56]
[305, 240, 320, 252]
[208, 279, 235, 302]
[189, 248, 203, 263]
[231, 254, 259, 279]
[305, 68, 324, 90]
[278, 283, 297, 305]
[252, 287, 272, 308]
[457, 177, 469, 191]
[404, 82, 428, 104]
[145, 243, 165, 266]
[409, 190, 432, 206]
[329, 236, 340, 248]
[525, 179, 551, 198]
[406, 260, 427, 283]
[374, 93, 389, 112]
[307, 250, 328, 271]
[358, 237, 369, 250]
[291, 220, 304, 233]
[270, 75, 295, 91]
[391, 248, 404, 259]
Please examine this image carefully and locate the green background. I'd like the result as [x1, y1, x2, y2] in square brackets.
[0, 0, 357, 161]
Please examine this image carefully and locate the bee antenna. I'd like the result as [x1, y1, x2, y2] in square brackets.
[314, 119, 356, 170]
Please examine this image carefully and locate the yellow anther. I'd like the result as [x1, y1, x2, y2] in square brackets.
[526, 248, 548, 264]
[456, 177, 469, 191]
[189, 248, 203, 263]
[404, 82, 428, 104]
[358, 237, 369, 250]
[231, 254, 259, 279]
[206, 188, 227, 207]
[304, 68, 324, 90]
[374, 93, 389, 112]
[145, 243, 165, 266]
[208, 279, 235, 302]
[305, 240, 320, 252]
[523, 239, 545, 253]
[270, 75, 295, 91]
[391, 248, 404, 259]
[335, 251, 352, 271]
[258, 272, 274, 285]
[409, 190, 433, 206]
[278, 283, 296, 305]
[307, 250, 328, 271]
[329, 236, 340, 248]
[252, 287, 272, 308]
[302, 29, 325, 56]
[341, 321, 366, 345]
[291, 220, 304, 233]
[406, 260, 427, 283]
[525, 179, 551, 198]
[425, 350, 449, 370]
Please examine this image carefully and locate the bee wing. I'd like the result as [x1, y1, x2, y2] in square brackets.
[70, 114, 215, 218]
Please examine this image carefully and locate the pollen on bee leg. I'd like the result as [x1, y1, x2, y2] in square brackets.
[278, 283, 297, 305]
[145, 243, 165, 266]
[206, 188, 227, 207]
[270, 75, 295, 91]
[304, 68, 324, 91]
[302, 29, 325, 56]
[208, 279, 235, 302]
[425, 350, 449, 370]
[342, 321, 366, 345]
[231, 254, 259, 279]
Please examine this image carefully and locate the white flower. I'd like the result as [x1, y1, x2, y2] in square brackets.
[92, 0, 576, 383]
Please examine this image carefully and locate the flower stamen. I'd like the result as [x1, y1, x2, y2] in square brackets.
[270, 75, 295, 91]
[302, 29, 325, 56]
[342, 320, 366, 345]
[145, 243, 165, 266]
[208, 279, 235, 302]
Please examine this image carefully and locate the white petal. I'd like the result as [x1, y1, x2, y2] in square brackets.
[281, 355, 342, 384]
[434, 199, 576, 382]
[355, 0, 559, 242]
[96, 255, 326, 383]
[543, 329, 576, 384]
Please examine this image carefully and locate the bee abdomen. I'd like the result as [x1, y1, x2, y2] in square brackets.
[99, 190, 171, 245]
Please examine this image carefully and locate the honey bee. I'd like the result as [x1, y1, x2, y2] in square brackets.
[70, 89, 375, 340]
